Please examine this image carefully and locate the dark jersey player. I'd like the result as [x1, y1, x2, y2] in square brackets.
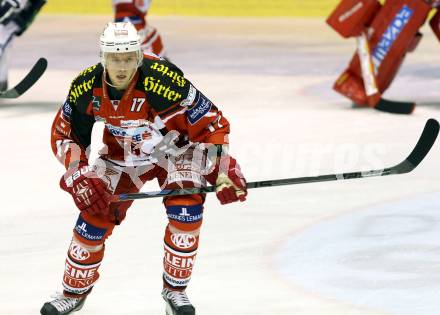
[40, 22, 247, 315]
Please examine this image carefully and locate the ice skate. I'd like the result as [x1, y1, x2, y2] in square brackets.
[0, 80, 7, 92]
[40, 292, 87, 315]
[162, 288, 195, 315]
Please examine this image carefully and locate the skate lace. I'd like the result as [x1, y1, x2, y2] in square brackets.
[165, 290, 192, 307]
[49, 292, 80, 312]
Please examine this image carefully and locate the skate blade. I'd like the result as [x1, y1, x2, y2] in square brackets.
[165, 302, 174, 315]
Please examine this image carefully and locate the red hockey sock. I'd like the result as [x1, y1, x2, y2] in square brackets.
[163, 224, 199, 290]
[62, 238, 105, 296]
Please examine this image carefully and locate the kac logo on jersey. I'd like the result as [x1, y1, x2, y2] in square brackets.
[187, 91, 212, 125]
[372, 5, 413, 70]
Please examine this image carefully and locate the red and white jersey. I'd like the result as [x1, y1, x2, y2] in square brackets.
[51, 55, 230, 169]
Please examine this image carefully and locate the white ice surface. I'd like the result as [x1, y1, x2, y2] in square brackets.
[0, 16, 439, 315]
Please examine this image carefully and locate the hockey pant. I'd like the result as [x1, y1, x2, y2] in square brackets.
[61, 154, 205, 297]
[112, 0, 165, 56]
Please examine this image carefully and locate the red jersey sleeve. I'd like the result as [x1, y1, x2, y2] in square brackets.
[159, 83, 230, 145]
[50, 99, 95, 169]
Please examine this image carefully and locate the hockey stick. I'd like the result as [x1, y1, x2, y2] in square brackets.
[115, 118, 439, 201]
[0, 57, 47, 98]
[356, 32, 415, 114]
[375, 98, 415, 114]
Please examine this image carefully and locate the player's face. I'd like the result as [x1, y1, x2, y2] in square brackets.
[105, 52, 139, 90]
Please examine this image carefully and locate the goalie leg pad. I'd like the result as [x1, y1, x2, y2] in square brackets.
[430, 9, 440, 42]
[327, 0, 381, 38]
[334, 0, 433, 107]
[368, 0, 432, 87]
[333, 69, 368, 106]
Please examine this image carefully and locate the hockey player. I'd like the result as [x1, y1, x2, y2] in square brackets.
[113, 0, 166, 57]
[39, 22, 247, 315]
[327, 0, 440, 114]
[0, 0, 46, 91]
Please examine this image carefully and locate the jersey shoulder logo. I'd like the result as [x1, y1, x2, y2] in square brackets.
[69, 63, 103, 109]
[140, 59, 189, 112]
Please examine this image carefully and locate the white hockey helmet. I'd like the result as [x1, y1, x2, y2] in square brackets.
[100, 22, 142, 67]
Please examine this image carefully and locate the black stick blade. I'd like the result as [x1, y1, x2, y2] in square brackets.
[391, 118, 439, 173]
[375, 98, 415, 114]
[0, 57, 47, 98]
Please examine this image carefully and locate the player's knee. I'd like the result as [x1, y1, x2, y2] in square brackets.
[73, 213, 115, 247]
[164, 195, 204, 232]
[72, 235, 103, 252]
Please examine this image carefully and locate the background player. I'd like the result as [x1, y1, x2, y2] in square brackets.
[113, 0, 166, 57]
[40, 22, 247, 315]
[0, 0, 46, 91]
[327, 0, 440, 113]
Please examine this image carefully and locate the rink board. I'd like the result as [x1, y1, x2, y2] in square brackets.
[42, 0, 339, 17]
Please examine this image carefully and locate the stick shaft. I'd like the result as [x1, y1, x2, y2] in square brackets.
[116, 119, 439, 202]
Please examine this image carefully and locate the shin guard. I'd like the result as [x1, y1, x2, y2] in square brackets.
[163, 224, 199, 290]
[62, 214, 113, 296]
[162, 196, 204, 290]
[63, 239, 104, 296]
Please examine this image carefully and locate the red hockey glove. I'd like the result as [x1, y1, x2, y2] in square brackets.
[214, 156, 247, 205]
[60, 163, 111, 216]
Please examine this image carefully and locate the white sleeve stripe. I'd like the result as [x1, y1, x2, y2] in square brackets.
[162, 108, 187, 123]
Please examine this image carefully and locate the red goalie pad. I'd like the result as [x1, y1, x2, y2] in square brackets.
[326, 0, 381, 38]
[333, 0, 433, 107]
[430, 9, 440, 42]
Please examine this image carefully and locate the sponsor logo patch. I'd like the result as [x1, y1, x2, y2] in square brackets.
[106, 124, 153, 141]
[372, 5, 413, 70]
[187, 91, 212, 125]
[69, 241, 91, 261]
[180, 84, 196, 107]
[74, 216, 107, 242]
[144, 76, 183, 102]
[120, 119, 148, 128]
[69, 76, 96, 104]
[77, 65, 97, 78]
[150, 62, 186, 87]
[62, 101, 72, 119]
[55, 116, 71, 137]
[338, 2, 364, 23]
[166, 205, 203, 223]
[63, 258, 99, 293]
[171, 233, 197, 249]
[164, 247, 196, 281]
